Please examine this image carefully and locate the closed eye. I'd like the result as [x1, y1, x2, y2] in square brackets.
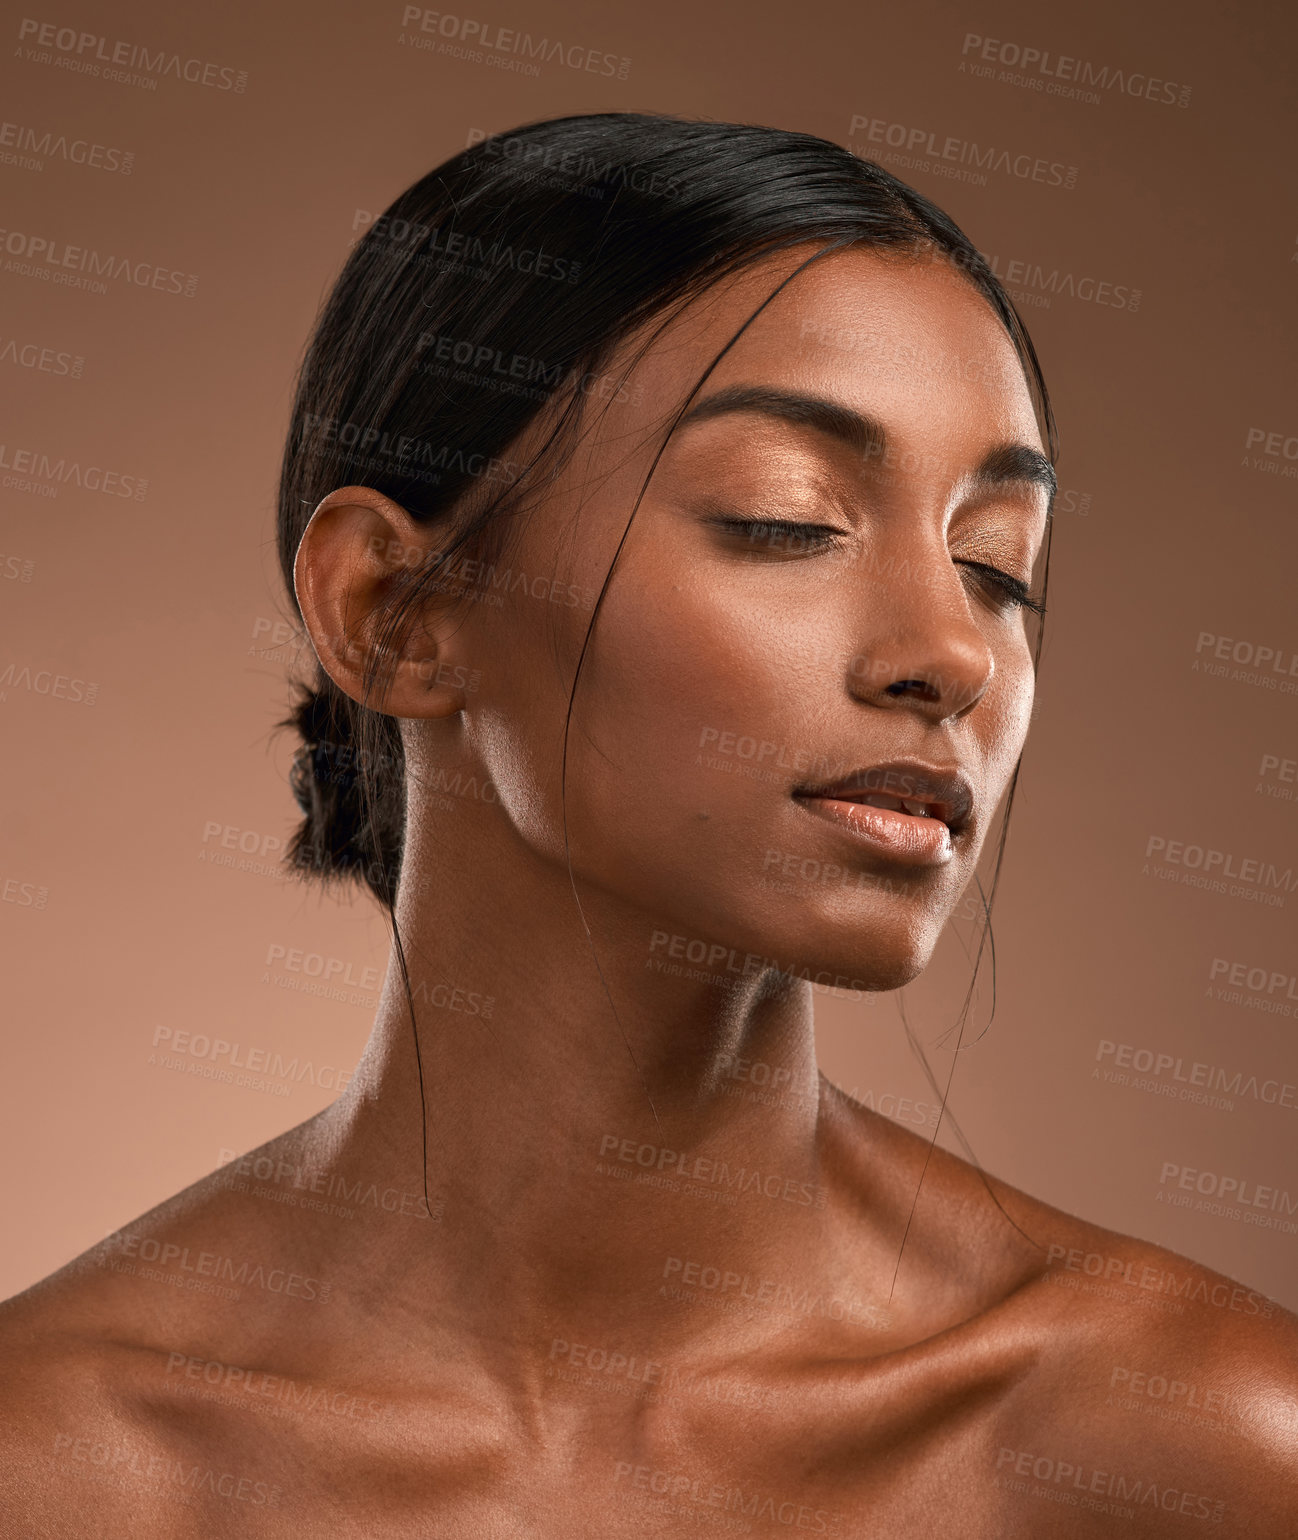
[706, 516, 846, 554]
[706, 517, 1048, 618]
[956, 560, 1046, 616]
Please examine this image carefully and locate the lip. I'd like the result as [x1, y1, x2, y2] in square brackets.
[792, 760, 975, 869]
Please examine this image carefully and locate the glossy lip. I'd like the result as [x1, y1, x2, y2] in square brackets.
[790, 760, 975, 868]
[793, 760, 975, 835]
[793, 794, 956, 866]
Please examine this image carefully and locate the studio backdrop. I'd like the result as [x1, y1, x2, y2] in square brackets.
[2, 0, 1296, 1310]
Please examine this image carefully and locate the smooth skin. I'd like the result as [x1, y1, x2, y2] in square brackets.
[3, 248, 1296, 1536]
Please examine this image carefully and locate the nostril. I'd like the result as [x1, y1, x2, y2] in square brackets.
[885, 678, 938, 699]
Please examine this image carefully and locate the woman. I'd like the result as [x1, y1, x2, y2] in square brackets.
[3, 113, 1295, 1535]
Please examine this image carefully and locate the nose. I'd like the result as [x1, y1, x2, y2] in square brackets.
[845, 545, 995, 723]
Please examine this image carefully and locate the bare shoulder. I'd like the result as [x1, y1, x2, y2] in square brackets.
[983, 1175, 1298, 1534]
[822, 1087, 1298, 1531]
[0, 1122, 333, 1535]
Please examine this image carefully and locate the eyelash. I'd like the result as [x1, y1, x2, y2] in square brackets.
[709, 516, 844, 552]
[957, 560, 1048, 617]
[708, 517, 1048, 618]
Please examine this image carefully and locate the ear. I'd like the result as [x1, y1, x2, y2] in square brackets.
[293, 485, 470, 719]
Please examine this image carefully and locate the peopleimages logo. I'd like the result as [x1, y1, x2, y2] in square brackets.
[0, 662, 98, 705]
[107, 1230, 330, 1302]
[959, 32, 1191, 107]
[1144, 833, 1297, 908]
[15, 18, 249, 92]
[1242, 425, 1298, 481]
[598, 1134, 825, 1209]
[0, 228, 197, 297]
[848, 113, 1078, 190]
[397, 7, 630, 78]
[978, 251, 1141, 313]
[993, 1447, 1223, 1523]
[1192, 629, 1298, 696]
[0, 334, 84, 377]
[150, 1025, 355, 1093]
[1044, 1243, 1274, 1317]
[1157, 1163, 1298, 1234]
[51, 1433, 282, 1508]
[0, 120, 133, 174]
[1159, 1162, 1297, 1214]
[1095, 1039, 1298, 1111]
[0, 442, 146, 499]
[612, 1461, 843, 1532]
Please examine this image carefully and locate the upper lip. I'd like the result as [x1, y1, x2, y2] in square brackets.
[794, 760, 975, 835]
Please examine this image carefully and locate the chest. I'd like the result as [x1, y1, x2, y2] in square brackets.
[113, 1344, 1183, 1538]
[119, 1385, 1024, 1538]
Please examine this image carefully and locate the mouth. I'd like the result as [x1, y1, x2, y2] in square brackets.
[791, 761, 974, 868]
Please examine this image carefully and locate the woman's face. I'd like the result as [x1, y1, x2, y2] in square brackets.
[425, 246, 1052, 991]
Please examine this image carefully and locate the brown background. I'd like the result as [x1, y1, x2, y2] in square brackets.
[2, 0, 1296, 1308]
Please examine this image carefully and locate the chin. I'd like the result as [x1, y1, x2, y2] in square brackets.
[850, 951, 932, 995]
[755, 928, 936, 998]
[807, 908, 946, 995]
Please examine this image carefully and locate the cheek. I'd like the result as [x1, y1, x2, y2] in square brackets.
[540, 586, 774, 907]
[457, 557, 777, 868]
[982, 641, 1035, 779]
[458, 585, 592, 855]
[579, 564, 829, 787]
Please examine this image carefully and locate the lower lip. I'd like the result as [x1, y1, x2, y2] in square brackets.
[794, 796, 955, 867]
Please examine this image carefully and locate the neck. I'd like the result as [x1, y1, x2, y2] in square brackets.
[306, 800, 851, 1362]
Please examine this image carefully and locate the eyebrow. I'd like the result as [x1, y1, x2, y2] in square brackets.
[678, 384, 1057, 512]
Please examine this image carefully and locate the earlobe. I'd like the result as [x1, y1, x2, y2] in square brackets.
[293, 485, 470, 721]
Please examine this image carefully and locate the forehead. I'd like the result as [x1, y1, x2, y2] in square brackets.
[622, 245, 1042, 462]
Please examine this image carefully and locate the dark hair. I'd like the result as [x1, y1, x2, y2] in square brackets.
[276, 111, 1055, 909]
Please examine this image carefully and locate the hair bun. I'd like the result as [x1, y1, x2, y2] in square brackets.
[280, 671, 406, 905]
